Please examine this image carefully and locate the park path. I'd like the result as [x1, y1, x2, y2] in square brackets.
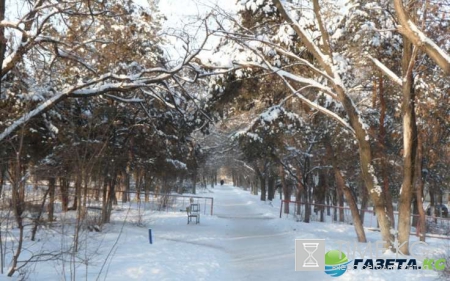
[209, 184, 315, 280]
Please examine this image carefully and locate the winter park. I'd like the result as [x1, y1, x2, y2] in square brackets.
[1, 0, 450, 280]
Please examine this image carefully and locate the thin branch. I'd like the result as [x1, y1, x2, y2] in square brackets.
[367, 55, 402, 86]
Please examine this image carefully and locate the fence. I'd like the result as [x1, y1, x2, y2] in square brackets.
[2, 186, 214, 216]
[44, 186, 214, 215]
[280, 200, 450, 239]
[120, 192, 214, 215]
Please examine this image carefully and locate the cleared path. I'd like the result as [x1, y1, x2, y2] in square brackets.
[210, 184, 315, 280]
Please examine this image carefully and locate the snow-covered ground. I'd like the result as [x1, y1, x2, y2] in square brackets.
[5, 184, 448, 281]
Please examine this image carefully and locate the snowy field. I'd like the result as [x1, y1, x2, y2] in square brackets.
[2, 184, 448, 281]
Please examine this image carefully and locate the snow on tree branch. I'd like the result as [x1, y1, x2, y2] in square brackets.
[367, 55, 402, 86]
[394, 0, 450, 74]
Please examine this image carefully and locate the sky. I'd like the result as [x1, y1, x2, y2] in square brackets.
[157, 0, 237, 63]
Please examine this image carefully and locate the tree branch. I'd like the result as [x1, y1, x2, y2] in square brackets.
[393, 0, 450, 74]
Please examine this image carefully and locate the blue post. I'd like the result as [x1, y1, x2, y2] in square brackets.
[148, 228, 153, 244]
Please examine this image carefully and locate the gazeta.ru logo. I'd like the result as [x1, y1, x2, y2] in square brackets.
[295, 239, 447, 277]
[324, 250, 351, 277]
[325, 250, 351, 277]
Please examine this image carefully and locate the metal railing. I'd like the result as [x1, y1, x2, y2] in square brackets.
[121, 192, 214, 215]
[280, 200, 450, 240]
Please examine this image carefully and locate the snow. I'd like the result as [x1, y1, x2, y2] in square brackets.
[368, 164, 382, 197]
[166, 159, 188, 170]
[15, 184, 446, 280]
[407, 20, 450, 65]
[367, 56, 402, 86]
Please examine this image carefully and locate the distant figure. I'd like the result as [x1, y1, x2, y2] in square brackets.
[220, 180, 224, 185]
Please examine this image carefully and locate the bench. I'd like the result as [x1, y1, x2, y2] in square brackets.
[186, 203, 200, 224]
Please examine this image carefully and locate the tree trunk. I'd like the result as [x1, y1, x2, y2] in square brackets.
[7, 217, 23, 277]
[192, 172, 197, 194]
[60, 178, 69, 212]
[332, 187, 338, 222]
[414, 134, 426, 241]
[31, 188, 50, 241]
[280, 165, 290, 214]
[74, 172, 84, 252]
[95, 181, 100, 201]
[397, 37, 418, 255]
[136, 172, 142, 202]
[304, 184, 310, 223]
[144, 174, 153, 202]
[337, 181, 344, 222]
[48, 178, 55, 221]
[252, 175, 258, 195]
[326, 142, 367, 242]
[101, 177, 109, 223]
[317, 171, 327, 222]
[303, 158, 311, 223]
[0, 163, 6, 197]
[268, 175, 275, 201]
[259, 175, 266, 201]
[69, 173, 82, 211]
[123, 171, 130, 203]
[0, 0, 6, 74]
[359, 186, 368, 224]
[295, 165, 304, 216]
[377, 74, 396, 227]
[82, 172, 88, 218]
[103, 175, 117, 224]
[326, 193, 331, 216]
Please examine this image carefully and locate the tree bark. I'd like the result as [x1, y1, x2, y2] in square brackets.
[136, 172, 142, 201]
[0, 0, 6, 73]
[192, 172, 197, 194]
[316, 171, 327, 222]
[144, 174, 153, 202]
[295, 164, 304, 216]
[326, 142, 367, 242]
[259, 175, 266, 201]
[359, 186, 368, 224]
[280, 165, 290, 214]
[336, 179, 344, 222]
[60, 178, 69, 212]
[123, 171, 130, 203]
[48, 178, 55, 222]
[268, 175, 275, 201]
[254, 164, 266, 201]
[69, 173, 82, 211]
[397, 37, 418, 255]
[101, 177, 109, 223]
[103, 175, 117, 224]
[0, 163, 6, 197]
[377, 74, 395, 227]
[31, 188, 50, 241]
[304, 184, 311, 223]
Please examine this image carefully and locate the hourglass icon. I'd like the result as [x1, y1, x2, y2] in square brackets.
[303, 243, 319, 267]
